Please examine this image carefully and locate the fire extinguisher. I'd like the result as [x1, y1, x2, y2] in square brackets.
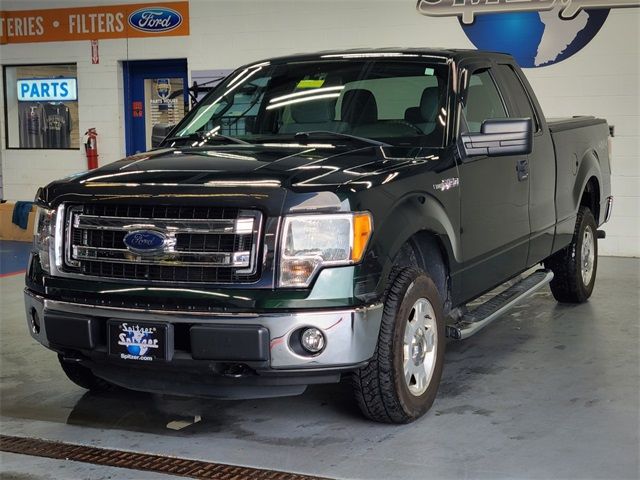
[84, 128, 99, 170]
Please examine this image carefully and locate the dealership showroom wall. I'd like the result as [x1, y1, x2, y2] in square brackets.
[0, 1, 639, 479]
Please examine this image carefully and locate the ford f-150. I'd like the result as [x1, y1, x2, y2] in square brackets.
[25, 49, 613, 423]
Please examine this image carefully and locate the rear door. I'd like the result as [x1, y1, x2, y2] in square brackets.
[457, 66, 531, 301]
[494, 63, 556, 266]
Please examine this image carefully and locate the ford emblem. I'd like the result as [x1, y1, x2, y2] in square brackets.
[128, 7, 183, 33]
[123, 230, 167, 255]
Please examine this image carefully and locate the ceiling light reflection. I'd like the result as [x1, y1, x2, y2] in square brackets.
[270, 86, 345, 104]
[266, 93, 341, 110]
[80, 171, 139, 183]
[262, 142, 335, 149]
[381, 172, 399, 184]
[204, 180, 281, 188]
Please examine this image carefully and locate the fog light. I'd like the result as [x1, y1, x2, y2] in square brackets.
[301, 328, 325, 353]
[30, 308, 40, 334]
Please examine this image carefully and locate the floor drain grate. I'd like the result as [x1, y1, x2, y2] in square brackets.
[0, 434, 330, 479]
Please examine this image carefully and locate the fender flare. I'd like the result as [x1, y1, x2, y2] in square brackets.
[364, 191, 460, 296]
[573, 150, 602, 215]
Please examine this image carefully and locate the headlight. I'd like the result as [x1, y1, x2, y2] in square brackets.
[279, 212, 373, 288]
[33, 206, 55, 272]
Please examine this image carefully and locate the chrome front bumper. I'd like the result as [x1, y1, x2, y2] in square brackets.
[24, 289, 383, 370]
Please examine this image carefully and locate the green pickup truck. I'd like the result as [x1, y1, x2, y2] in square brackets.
[25, 49, 612, 423]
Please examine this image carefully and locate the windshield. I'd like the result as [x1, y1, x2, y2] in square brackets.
[166, 58, 449, 148]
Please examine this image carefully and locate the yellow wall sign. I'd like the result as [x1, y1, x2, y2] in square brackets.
[0, 2, 189, 44]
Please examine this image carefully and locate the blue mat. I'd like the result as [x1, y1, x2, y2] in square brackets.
[0, 240, 32, 276]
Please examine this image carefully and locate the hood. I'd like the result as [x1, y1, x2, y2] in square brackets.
[41, 144, 445, 214]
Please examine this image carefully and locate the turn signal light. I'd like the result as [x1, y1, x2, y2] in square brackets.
[352, 212, 373, 262]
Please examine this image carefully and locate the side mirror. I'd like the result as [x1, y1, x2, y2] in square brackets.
[151, 123, 176, 148]
[461, 118, 533, 158]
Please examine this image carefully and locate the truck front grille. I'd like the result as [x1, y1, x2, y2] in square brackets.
[64, 204, 262, 283]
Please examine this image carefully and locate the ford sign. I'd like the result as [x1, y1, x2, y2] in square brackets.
[123, 230, 167, 254]
[128, 7, 183, 33]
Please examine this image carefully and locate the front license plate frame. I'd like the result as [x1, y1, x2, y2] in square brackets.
[107, 320, 173, 362]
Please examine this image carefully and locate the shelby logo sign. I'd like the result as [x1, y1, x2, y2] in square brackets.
[128, 6, 183, 33]
[417, 0, 640, 68]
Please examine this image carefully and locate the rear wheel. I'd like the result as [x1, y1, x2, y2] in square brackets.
[352, 267, 445, 423]
[545, 206, 598, 303]
[58, 355, 118, 392]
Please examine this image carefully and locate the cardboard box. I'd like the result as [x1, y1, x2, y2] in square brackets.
[0, 203, 35, 242]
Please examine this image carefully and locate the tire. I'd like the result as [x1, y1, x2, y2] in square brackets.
[58, 355, 117, 392]
[352, 267, 445, 423]
[545, 206, 598, 303]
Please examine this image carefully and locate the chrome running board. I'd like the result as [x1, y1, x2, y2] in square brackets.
[446, 269, 554, 340]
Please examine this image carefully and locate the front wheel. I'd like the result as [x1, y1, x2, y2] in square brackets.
[545, 206, 598, 303]
[352, 267, 445, 423]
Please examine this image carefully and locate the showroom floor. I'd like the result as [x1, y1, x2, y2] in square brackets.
[0, 240, 31, 277]
[0, 255, 638, 480]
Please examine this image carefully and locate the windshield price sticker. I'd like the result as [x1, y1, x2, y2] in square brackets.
[296, 79, 326, 89]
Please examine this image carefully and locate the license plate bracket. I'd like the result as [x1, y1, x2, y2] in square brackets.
[108, 320, 173, 362]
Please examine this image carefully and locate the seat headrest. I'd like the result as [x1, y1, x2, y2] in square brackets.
[404, 106, 422, 123]
[420, 86, 440, 122]
[290, 98, 336, 124]
[341, 89, 377, 124]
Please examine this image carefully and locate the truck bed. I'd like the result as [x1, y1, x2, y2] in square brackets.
[547, 116, 606, 133]
[547, 115, 611, 253]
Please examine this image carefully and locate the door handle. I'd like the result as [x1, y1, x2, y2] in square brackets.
[516, 159, 529, 181]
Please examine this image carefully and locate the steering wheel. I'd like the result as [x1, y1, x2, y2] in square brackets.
[386, 120, 424, 135]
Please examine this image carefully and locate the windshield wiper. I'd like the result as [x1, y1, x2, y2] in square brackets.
[164, 132, 250, 146]
[294, 130, 390, 147]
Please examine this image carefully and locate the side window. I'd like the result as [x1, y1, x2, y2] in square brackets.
[463, 70, 507, 133]
[497, 64, 539, 131]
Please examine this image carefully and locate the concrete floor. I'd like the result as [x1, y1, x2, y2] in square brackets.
[0, 257, 638, 480]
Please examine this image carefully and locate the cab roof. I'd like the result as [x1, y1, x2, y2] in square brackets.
[244, 48, 516, 67]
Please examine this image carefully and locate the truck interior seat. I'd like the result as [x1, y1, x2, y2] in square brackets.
[278, 98, 344, 134]
[341, 89, 378, 126]
[404, 86, 440, 134]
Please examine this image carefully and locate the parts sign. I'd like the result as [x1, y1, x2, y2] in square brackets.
[17, 78, 78, 102]
[0, 2, 189, 44]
